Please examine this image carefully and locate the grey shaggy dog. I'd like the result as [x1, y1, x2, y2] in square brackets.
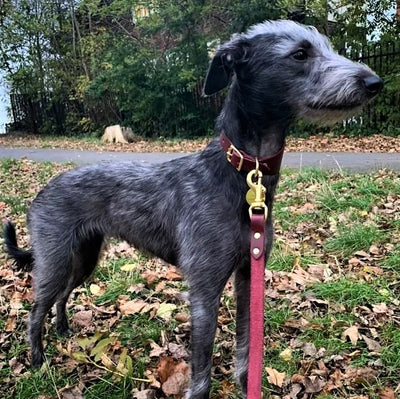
[4, 20, 382, 398]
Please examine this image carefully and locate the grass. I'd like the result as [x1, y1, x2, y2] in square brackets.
[1, 161, 400, 398]
[324, 223, 386, 258]
[310, 279, 388, 308]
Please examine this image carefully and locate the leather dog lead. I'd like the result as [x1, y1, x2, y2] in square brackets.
[220, 133, 284, 398]
[248, 212, 267, 399]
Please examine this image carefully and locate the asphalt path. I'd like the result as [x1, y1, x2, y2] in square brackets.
[0, 146, 399, 172]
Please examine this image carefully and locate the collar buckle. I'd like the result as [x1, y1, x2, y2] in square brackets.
[226, 144, 244, 172]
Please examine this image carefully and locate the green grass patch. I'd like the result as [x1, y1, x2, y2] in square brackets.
[117, 314, 173, 347]
[268, 249, 321, 272]
[324, 223, 385, 258]
[264, 302, 293, 329]
[380, 325, 400, 377]
[83, 377, 133, 399]
[310, 279, 387, 308]
[11, 368, 78, 399]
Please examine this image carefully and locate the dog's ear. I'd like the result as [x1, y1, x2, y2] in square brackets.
[203, 39, 251, 96]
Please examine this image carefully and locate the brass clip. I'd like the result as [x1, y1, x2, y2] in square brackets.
[246, 169, 268, 219]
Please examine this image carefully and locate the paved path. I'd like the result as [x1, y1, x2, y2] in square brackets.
[0, 146, 399, 172]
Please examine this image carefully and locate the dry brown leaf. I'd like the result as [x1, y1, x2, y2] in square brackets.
[8, 357, 24, 374]
[166, 266, 182, 281]
[379, 387, 396, 399]
[325, 369, 343, 391]
[72, 310, 93, 328]
[216, 380, 236, 398]
[59, 386, 84, 399]
[361, 335, 382, 352]
[157, 357, 190, 397]
[149, 342, 167, 358]
[141, 270, 159, 285]
[343, 367, 378, 384]
[132, 389, 156, 399]
[157, 357, 176, 383]
[174, 312, 190, 323]
[162, 371, 190, 397]
[303, 375, 326, 393]
[5, 309, 17, 332]
[302, 342, 317, 357]
[118, 299, 147, 315]
[168, 343, 189, 360]
[342, 325, 359, 345]
[372, 303, 389, 314]
[265, 367, 286, 387]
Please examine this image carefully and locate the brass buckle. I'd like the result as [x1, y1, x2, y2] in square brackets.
[226, 144, 244, 172]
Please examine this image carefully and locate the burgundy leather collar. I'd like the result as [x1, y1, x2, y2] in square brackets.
[219, 133, 284, 175]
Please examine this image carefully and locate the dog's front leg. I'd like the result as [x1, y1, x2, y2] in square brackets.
[234, 265, 250, 394]
[185, 277, 229, 399]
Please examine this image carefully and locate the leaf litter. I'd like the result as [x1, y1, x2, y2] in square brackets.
[1, 159, 400, 398]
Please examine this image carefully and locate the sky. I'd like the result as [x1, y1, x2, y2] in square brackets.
[0, 73, 10, 134]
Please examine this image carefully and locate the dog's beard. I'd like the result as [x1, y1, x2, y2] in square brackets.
[301, 104, 365, 126]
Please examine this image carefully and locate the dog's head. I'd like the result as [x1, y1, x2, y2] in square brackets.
[204, 20, 383, 125]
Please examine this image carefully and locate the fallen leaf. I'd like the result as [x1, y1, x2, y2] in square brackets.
[265, 367, 286, 387]
[89, 284, 102, 296]
[149, 342, 167, 358]
[302, 342, 317, 357]
[132, 390, 156, 399]
[168, 343, 189, 360]
[361, 335, 382, 352]
[303, 375, 326, 393]
[142, 270, 159, 285]
[156, 303, 177, 320]
[72, 310, 93, 328]
[166, 266, 182, 281]
[58, 386, 84, 399]
[120, 263, 136, 272]
[174, 312, 190, 323]
[379, 387, 396, 399]
[9, 357, 24, 374]
[372, 303, 389, 314]
[90, 336, 117, 362]
[279, 347, 293, 362]
[157, 357, 190, 397]
[298, 202, 316, 213]
[162, 371, 189, 396]
[5, 309, 17, 332]
[118, 299, 147, 316]
[342, 325, 359, 345]
[343, 367, 378, 384]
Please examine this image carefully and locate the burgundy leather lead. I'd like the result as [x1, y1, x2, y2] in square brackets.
[247, 212, 266, 399]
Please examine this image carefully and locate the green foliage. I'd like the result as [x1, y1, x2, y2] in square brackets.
[1, 0, 399, 137]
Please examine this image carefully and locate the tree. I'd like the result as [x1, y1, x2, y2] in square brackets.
[1, 0, 398, 137]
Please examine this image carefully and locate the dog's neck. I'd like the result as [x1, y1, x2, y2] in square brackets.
[216, 85, 289, 159]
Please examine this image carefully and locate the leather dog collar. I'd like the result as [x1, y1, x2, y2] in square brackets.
[219, 133, 285, 175]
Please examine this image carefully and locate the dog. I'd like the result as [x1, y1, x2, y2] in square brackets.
[3, 20, 382, 398]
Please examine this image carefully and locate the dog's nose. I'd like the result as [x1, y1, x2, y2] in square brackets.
[363, 75, 384, 96]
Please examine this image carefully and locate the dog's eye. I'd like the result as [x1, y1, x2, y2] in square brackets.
[292, 50, 308, 61]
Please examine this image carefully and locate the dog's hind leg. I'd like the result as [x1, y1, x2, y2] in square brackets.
[56, 233, 103, 336]
[28, 250, 72, 367]
[234, 265, 251, 394]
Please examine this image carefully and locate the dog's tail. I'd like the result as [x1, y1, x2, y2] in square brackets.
[3, 221, 34, 272]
